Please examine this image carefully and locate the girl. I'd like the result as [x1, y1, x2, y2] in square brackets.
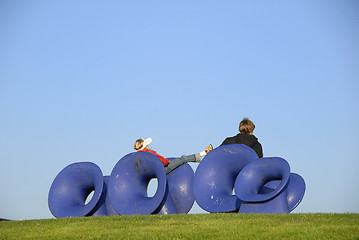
[134, 137, 213, 174]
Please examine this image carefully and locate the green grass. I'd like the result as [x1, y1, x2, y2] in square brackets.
[1, 213, 358, 239]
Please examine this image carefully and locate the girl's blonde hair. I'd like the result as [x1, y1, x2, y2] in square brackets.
[133, 139, 145, 150]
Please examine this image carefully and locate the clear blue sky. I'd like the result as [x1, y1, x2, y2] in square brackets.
[1, 1, 358, 220]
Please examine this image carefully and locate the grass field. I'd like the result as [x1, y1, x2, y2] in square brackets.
[1, 213, 358, 239]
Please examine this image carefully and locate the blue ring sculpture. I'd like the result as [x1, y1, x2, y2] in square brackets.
[286, 173, 306, 211]
[103, 176, 119, 216]
[166, 161, 195, 214]
[108, 152, 167, 215]
[193, 144, 258, 213]
[263, 173, 306, 212]
[48, 162, 104, 218]
[234, 157, 291, 213]
[157, 160, 195, 214]
[48, 147, 305, 216]
[235, 157, 290, 202]
[88, 175, 114, 216]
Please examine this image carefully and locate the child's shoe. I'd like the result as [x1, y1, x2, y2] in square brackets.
[204, 144, 213, 154]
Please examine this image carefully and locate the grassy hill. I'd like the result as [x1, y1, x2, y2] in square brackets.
[1, 213, 358, 239]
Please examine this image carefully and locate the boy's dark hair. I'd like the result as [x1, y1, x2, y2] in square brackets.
[239, 118, 255, 135]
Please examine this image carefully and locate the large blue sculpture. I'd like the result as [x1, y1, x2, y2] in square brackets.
[258, 172, 306, 212]
[108, 152, 167, 215]
[156, 158, 195, 214]
[48, 144, 305, 217]
[165, 159, 195, 214]
[235, 157, 291, 213]
[48, 162, 104, 218]
[193, 144, 258, 213]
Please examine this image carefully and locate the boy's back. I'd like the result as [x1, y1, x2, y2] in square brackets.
[220, 118, 263, 158]
[221, 133, 263, 158]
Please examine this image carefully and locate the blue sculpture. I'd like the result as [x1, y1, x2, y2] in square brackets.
[235, 157, 291, 213]
[48, 144, 305, 217]
[108, 152, 167, 215]
[260, 172, 306, 212]
[193, 144, 258, 213]
[48, 162, 104, 218]
[286, 173, 306, 211]
[106, 152, 196, 215]
[157, 158, 195, 214]
[89, 175, 113, 216]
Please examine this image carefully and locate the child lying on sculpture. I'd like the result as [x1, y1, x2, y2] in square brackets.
[133, 137, 213, 174]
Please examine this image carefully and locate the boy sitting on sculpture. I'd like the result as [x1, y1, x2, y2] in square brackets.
[220, 118, 263, 158]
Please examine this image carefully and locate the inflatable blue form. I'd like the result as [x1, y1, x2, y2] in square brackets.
[108, 152, 167, 215]
[48, 162, 104, 218]
[253, 172, 306, 212]
[156, 158, 195, 214]
[48, 144, 305, 217]
[48, 154, 196, 217]
[193, 144, 258, 213]
[166, 159, 195, 214]
[235, 157, 291, 213]
[89, 175, 115, 216]
[193, 145, 306, 213]
[107, 153, 195, 215]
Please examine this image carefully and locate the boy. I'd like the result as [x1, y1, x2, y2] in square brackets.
[220, 118, 263, 158]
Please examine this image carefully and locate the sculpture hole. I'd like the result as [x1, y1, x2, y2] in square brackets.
[147, 178, 158, 197]
[85, 190, 94, 205]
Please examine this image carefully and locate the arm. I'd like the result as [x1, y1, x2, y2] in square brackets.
[138, 149, 170, 166]
[220, 137, 232, 146]
[253, 142, 263, 158]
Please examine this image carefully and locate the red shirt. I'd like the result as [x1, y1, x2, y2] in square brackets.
[138, 149, 170, 167]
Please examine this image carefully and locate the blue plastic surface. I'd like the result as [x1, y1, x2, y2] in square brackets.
[88, 176, 108, 216]
[102, 176, 118, 215]
[155, 184, 178, 214]
[235, 157, 290, 203]
[286, 173, 306, 212]
[88, 175, 117, 216]
[48, 146, 306, 217]
[234, 157, 296, 213]
[156, 160, 195, 214]
[166, 161, 195, 214]
[193, 144, 258, 213]
[238, 189, 290, 213]
[48, 162, 104, 218]
[108, 152, 167, 215]
[263, 173, 306, 212]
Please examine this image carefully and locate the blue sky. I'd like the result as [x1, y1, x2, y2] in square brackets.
[0, 1, 358, 220]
